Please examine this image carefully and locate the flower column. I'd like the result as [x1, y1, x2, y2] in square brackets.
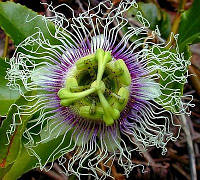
[57, 48, 131, 126]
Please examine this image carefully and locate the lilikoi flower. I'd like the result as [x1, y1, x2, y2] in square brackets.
[6, 0, 192, 179]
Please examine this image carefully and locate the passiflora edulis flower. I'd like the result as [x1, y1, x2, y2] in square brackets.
[6, 0, 192, 179]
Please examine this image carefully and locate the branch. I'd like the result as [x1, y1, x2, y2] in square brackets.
[166, 0, 187, 47]
[180, 114, 197, 180]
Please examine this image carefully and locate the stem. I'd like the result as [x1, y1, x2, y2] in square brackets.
[179, 0, 187, 11]
[180, 114, 197, 180]
[3, 35, 9, 58]
[166, 0, 187, 48]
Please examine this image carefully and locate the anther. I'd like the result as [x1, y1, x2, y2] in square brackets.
[58, 49, 131, 126]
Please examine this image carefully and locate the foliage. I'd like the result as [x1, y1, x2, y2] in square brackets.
[126, 2, 171, 39]
[0, 2, 72, 179]
[0, 1, 59, 46]
[0, 57, 21, 115]
[178, 0, 200, 51]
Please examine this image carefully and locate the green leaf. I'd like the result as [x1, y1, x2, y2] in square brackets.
[127, 2, 159, 29]
[0, 93, 73, 179]
[126, 2, 171, 39]
[0, 163, 12, 179]
[0, 91, 36, 168]
[0, 2, 59, 46]
[148, 46, 187, 113]
[159, 10, 171, 39]
[3, 130, 73, 180]
[158, 71, 184, 113]
[0, 57, 21, 116]
[1, 148, 32, 180]
[178, 0, 200, 51]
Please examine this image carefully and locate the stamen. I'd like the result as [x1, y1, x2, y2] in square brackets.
[57, 48, 131, 126]
[114, 59, 131, 86]
[97, 90, 120, 126]
[58, 77, 96, 106]
[113, 87, 129, 111]
[79, 106, 104, 120]
[75, 54, 96, 70]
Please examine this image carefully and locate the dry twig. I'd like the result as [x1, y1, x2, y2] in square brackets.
[172, 164, 190, 180]
[180, 114, 197, 180]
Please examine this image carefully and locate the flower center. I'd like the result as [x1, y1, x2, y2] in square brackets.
[57, 49, 131, 126]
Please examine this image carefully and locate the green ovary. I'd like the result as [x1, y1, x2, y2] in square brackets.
[57, 48, 131, 126]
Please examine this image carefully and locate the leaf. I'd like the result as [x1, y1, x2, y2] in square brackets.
[0, 91, 36, 168]
[0, 2, 59, 46]
[0, 57, 21, 116]
[158, 71, 184, 113]
[127, 2, 159, 29]
[0, 92, 73, 179]
[3, 130, 73, 180]
[0, 163, 12, 179]
[126, 2, 171, 39]
[1, 148, 32, 180]
[0, 2, 64, 113]
[148, 46, 188, 113]
[159, 10, 171, 39]
[178, 0, 200, 51]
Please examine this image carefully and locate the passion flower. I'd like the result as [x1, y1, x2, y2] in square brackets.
[6, 0, 191, 178]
